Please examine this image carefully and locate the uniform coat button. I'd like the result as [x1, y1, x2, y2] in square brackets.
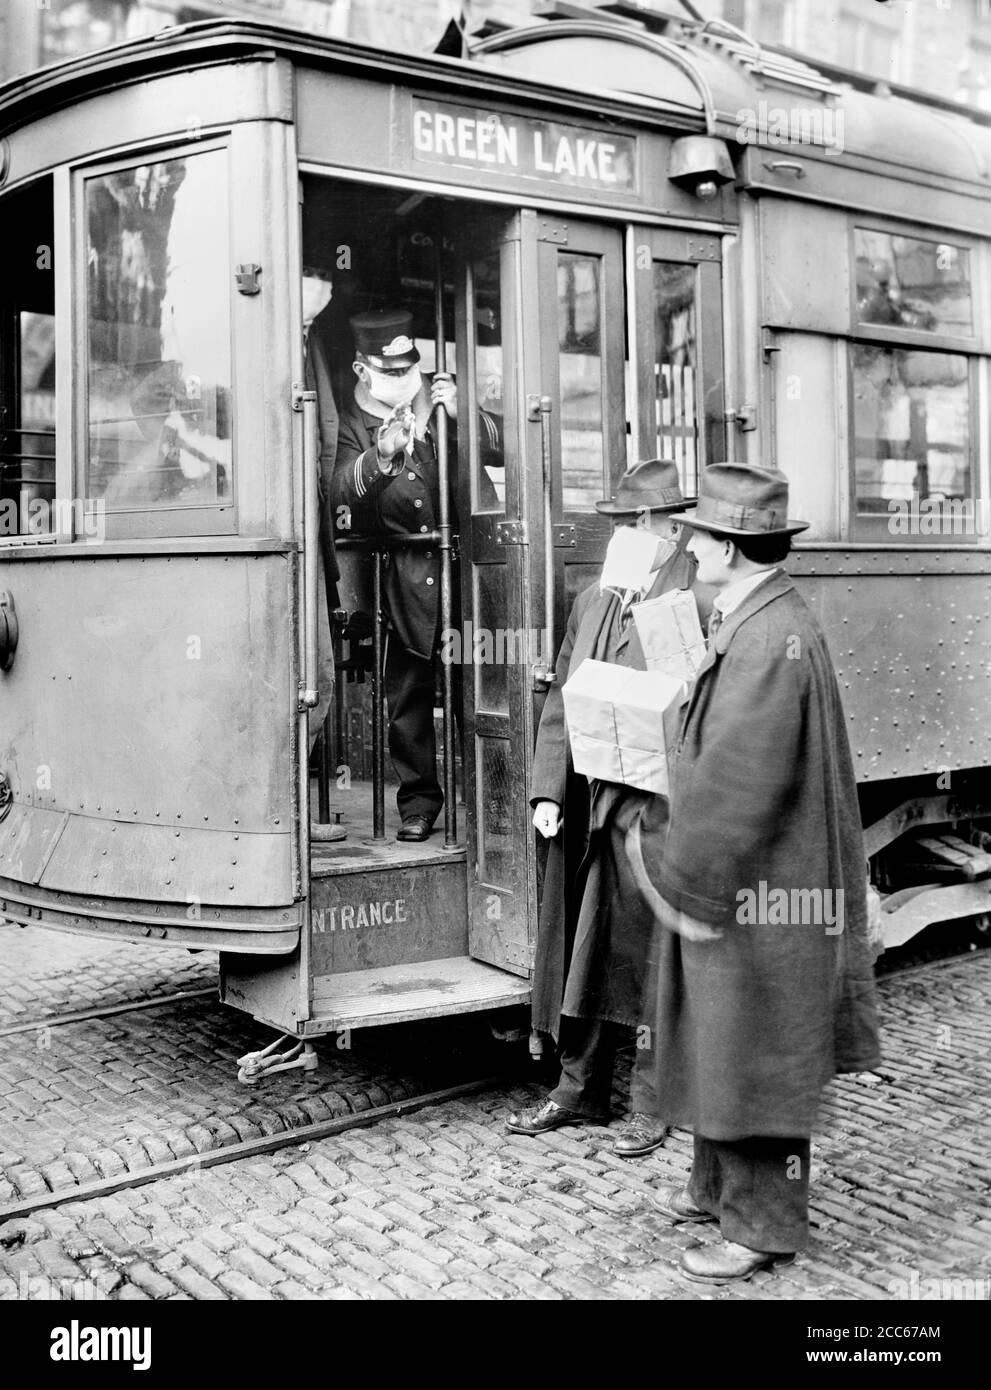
[426, 577, 434, 585]
[414, 498, 423, 508]
[407, 471, 416, 480]
[420, 524, 429, 533]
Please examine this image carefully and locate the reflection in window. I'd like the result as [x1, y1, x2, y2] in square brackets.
[471, 250, 505, 514]
[653, 261, 698, 498]
[852, 345, 971, 522]
[85, 152, 232, 516]
[558, 254, 603, 511]
[856, 230, 972, 336]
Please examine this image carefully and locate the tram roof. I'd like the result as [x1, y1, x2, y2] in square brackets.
[0, 15, 989, 193]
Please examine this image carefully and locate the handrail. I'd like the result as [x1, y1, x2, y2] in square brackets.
[434, 234, 458, 850]
[293, 385, 320, 713]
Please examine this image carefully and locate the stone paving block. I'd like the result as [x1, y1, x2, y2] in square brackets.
[180, 1240, 228, 1283]
[273, 1250, 328, 1290]
[273, 1278, 324, 1301]
[332, 1215, 394, 1258]
[283, 1232, 337, 1270]
[217, 1270, 276, 1300]
[336, 1241, 393, 1285]
[127, 1261, 177, 1300]
[199, 1225, 238, 1255]
[228, 1247, 284, 1287]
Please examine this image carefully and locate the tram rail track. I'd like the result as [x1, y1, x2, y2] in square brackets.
[0, 1074, 508, 1224]
[0, 943, 986, 1227]
[0, 987, 217, 1039]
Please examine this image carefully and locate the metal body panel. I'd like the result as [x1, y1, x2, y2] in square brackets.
[0, 552, 297, 898]
[0, 58, 292, 190]
[0, 876, 300, 952]
[0, 804, 68, 884]
[793, 559, 991, 783]
[742, 150, 990, 241]
[39, 816, 291, 907]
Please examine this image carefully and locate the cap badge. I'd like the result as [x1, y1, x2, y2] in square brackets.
[382, 335, 414, 357]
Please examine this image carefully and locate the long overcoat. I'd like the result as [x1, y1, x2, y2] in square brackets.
[643, 569, 881, 1138]
[529, 541, 706, 1039]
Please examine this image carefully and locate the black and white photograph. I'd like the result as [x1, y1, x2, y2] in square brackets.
[0, 0, 988, 1356]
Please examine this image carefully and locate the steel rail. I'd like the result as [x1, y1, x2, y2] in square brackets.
[0, 1074, 507, 1223]
[0, 987, 216, 1038]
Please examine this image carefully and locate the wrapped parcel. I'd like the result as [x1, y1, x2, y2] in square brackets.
[632, 588, 706, 682]
[562, 659, 686, 796]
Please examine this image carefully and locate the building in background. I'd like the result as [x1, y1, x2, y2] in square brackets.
[1, 1, 990, 109]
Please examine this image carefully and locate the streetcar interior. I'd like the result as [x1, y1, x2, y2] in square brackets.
[0, 176, 56, 539]
[301, 179, 500, 844]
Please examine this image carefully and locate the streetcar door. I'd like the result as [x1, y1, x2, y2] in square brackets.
[456, 214, 723, 977]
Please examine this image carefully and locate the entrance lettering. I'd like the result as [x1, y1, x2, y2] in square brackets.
[313, 898, 409, 933]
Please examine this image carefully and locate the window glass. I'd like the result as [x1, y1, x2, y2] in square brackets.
[856, 230, 972, 337]
[471, 249, 505, 514]
[557, 253, 604, 511]
[653, 261, 699, 499]
[85, 151, 232, 517]
[852, 345, 972, 526]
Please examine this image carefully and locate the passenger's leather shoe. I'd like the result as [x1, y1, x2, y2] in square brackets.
[614, 1112, 667, 1158]
[653, 1186, 718, 1224]
[397, 815, 434, 842]
[681, 1238, 796, 1285]
[505, 1099, 598, 1136]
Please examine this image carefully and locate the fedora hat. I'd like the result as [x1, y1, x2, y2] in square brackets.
[595, 458, 690, 517]
[677, 462, 809, 537]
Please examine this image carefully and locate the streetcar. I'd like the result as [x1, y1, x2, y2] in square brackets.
[1, 9, 989, 1071]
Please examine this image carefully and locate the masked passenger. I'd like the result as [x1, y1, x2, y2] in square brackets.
[506, 459, 713, 1155]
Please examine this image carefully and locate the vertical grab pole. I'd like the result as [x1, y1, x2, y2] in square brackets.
[372, 549, 386, 841]
[292, 384, 320, 875]
[434, 233, 458, 849]
[529, 395, 556, 689]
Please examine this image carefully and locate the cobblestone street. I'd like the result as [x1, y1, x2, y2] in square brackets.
[1, 924, 990, 1300]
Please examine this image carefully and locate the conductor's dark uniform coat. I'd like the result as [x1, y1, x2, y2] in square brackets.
[332, 377, 500, 820]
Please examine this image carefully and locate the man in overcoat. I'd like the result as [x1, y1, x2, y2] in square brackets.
[506, 459, 712, 1155]
[634, 462, 881, 1283]
[332, 308, 500, 840]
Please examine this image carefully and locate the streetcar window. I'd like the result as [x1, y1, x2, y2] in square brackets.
[83, 150, 232, 528]
[558, 253, 604, 511]
[653, 261, 699, 499]
[856, 230, 973, 338]
[469, 247, 505, 514]
[852, 345, 973, 524]
[0, 177, 56, 540]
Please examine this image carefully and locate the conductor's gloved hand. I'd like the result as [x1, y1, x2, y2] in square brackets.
[376, 407, 414, 472]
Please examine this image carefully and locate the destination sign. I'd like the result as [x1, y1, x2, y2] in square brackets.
[412, 99, 637, 193]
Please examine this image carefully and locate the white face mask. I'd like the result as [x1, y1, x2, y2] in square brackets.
[301, 275, 332, 326]
[600, 526, 676, 593]
[364, 365, 422, 409]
